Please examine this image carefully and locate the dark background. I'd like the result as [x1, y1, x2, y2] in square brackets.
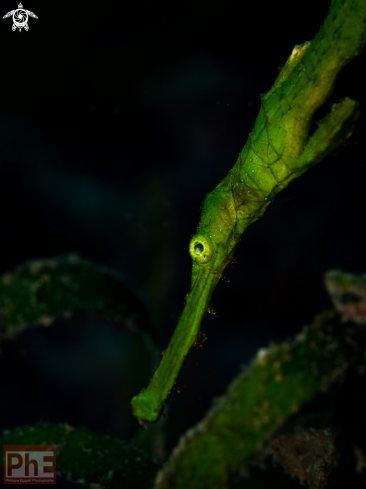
[0, 0, 365, 480]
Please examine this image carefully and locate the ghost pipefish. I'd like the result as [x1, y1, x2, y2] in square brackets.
[131, 0, 365, 423]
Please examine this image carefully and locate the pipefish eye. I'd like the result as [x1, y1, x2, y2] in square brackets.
[189, 234, 213, 264]
[194, 243, 204, 254]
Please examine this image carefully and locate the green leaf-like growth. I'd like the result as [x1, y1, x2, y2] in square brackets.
[131, 0, 366, 423]
[0, 424, 162, 489]
[153, 309, 360, 489]
[0, 253, 162, 351]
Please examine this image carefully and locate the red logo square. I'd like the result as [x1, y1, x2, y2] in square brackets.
[3, 445, 56, 484]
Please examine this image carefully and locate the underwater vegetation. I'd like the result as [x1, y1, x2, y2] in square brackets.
[1, 0, 366, 487]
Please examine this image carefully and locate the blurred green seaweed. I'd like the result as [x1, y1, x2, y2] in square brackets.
[0, 424, 162, 489]
[0, 253, 162, 352]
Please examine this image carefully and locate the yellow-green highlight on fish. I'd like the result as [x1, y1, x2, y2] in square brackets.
[131, 0, 366, 423]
